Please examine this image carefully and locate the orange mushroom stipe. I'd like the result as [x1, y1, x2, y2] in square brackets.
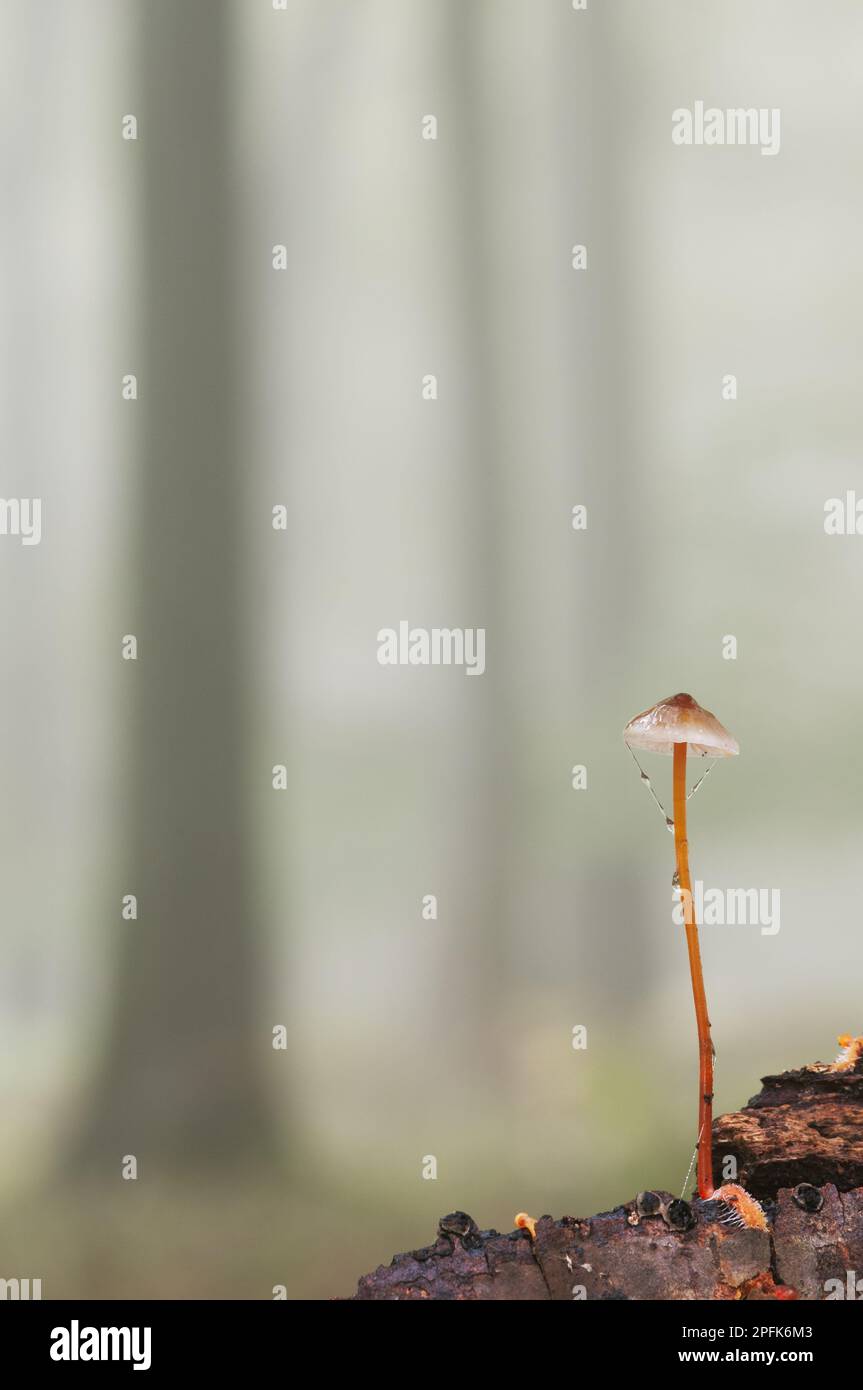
[831, 1034, 863, 1071]
[514, 1212, 537, 1241]
[712, 1184, 769, 1232]
[624, 694, 739, 1201]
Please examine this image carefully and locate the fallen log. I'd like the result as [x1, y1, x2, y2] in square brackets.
[353, 1054, 863, 1300]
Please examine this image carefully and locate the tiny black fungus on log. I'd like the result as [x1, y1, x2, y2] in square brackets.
[792, 1182, 824, 1213]
[636, 1190, 663, 1218]
[663, 1198, 696, 1232]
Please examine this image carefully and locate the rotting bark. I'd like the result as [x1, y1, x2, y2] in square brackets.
[353, 1056, 863, 1299]
[712, 1063, 863, 1198]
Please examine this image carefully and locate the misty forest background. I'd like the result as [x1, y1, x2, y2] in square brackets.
[1, 0, 862, 1297]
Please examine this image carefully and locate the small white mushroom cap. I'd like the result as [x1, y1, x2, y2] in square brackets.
[623, 692, 739, 758]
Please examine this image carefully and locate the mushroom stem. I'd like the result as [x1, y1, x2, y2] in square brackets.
[672, 740, 715, 1199]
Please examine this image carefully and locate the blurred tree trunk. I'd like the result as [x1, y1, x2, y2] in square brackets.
[73, 0, 277, 1172]
[567, 3, 654, 1006]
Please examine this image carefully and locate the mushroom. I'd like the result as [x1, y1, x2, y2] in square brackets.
[624, 693, 738, 1200]
[513, 1211, 538, 1241]
[830, 1033, 863, 1072]
[711, 1183, 768, 1231]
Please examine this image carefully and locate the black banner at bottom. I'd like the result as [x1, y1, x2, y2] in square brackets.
[1, 1295, 856, 1374]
